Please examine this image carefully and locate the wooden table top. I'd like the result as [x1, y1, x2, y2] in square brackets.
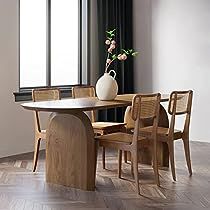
[21, 94, 169, 113]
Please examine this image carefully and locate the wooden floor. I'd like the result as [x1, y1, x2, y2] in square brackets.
[0, 141, 210, 210]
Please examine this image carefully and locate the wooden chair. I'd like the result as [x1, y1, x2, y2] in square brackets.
[32, 88, 61, 172]
[140, 90, 193, 181]
[72, 86, 126, 169]
[95, 93, 161, 195]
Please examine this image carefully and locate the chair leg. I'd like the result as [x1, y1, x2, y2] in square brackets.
[132, 149, 140, 195]
[131, 156, 134, 178]
[167, 141, 176, 181]
[124, 151, 127, 163]
[102, 147, 106, 169]
[94, 141, 99, 176]
[118, 150, 122, 178]
[152, 143, 160, 186]
[182, 137, 192, 176]
[32, 138, 41, 172]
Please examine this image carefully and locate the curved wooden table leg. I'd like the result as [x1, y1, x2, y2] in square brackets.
[46, 112, 96, 191]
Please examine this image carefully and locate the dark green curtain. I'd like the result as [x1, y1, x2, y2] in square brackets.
[97, 0, 134, 122]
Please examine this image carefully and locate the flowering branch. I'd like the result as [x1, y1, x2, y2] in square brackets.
[104, 29, 138, 73]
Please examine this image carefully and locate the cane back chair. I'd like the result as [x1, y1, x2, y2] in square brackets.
[95, 93, 161, 195]
[32, 88, 61, 172]
[140, 90, 193, 181]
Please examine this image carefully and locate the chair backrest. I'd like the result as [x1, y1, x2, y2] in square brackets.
[72, 86, 96, 122]
[168, 90, 193, 136]
[131, 93, 161, 144]
[72, 86, 95, 98]
[32, 88, 61, 132]
[32, 88, 61, 102]
[168, 90, 193, 115]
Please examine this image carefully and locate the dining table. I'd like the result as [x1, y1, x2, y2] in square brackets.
[21, 94, 170, 191]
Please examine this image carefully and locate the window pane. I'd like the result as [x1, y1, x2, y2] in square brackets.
[20, 0, 46, 88]
[51, 0, 79, 86]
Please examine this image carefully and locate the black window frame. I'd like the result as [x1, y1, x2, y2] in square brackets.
[14, 0, 84, 102]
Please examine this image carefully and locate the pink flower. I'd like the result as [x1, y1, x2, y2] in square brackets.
[111, 40, 116, 45]
[104, 29, 138, 73]
[106, 59, 112, 64]
[110, 44, 116, 50]
[121, 54, 127, 60]
[108, 48, 113, 53]
[105, 40, 111, 45]
[117, 54, 122, 60]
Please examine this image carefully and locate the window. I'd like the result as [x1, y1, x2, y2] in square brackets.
[19, 0, 80, 89]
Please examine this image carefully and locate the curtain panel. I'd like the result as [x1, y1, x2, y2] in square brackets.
[97, 0, 134, 122]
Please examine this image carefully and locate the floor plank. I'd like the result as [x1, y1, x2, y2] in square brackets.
[0, 141, 209, 209]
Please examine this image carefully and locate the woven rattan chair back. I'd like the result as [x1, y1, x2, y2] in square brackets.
[72, 86, 95, 98]
[168, 90, 193, 115]
[131, 93, 161, 144]
[32, 88, 61, 102]
[132, 94, 161, 121]
[72, 86, 96, 122]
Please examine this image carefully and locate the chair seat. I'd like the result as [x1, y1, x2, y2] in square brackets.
[140, 126, 183, 140]
[92, 122, 126, 130]
[95, 132, 146, 144]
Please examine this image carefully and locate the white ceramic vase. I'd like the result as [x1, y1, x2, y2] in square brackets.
[96, 70, 118, 100]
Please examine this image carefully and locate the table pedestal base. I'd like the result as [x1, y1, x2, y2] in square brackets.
[46, 112, 96, 191]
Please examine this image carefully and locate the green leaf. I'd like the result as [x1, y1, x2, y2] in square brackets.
[106, 29, 116, 35]
[106, 31, 112, 38]
[112, 54, 117, 60]
[106, 29, 116, 42]
[122, 49, 129, 55]
[107, 29, 116, 35]
[132, 52, 139, 56]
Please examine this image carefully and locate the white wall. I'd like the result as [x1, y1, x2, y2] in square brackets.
[133, 0, 153, 92]
[134, 0, 210, 142]
[0, 0, 38, 158]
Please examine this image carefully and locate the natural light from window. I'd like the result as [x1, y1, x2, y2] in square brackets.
[20, 0, 79, 88]
[20, 0, 46, 88]
[51, 0, 79, 86]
